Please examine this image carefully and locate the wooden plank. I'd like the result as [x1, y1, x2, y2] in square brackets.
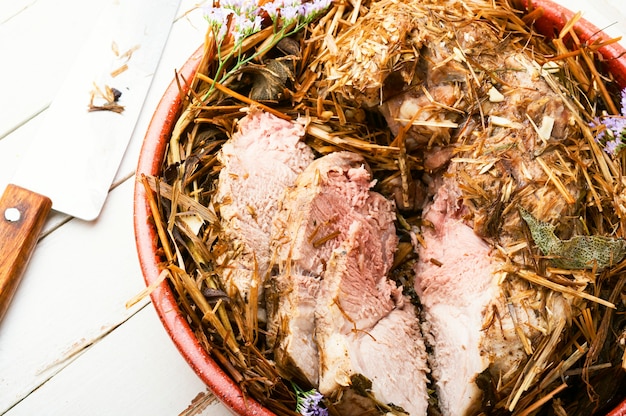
[596, 0, 626, 41]
[3, 304, 233, 416]
[561, 0, 626, 41]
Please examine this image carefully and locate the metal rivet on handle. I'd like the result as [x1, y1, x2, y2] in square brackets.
[4, 207, 21, 222]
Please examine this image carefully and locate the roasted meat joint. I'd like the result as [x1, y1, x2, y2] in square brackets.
[147, 0, 626, 414]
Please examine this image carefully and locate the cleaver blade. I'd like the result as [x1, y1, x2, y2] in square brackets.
[0, 0, 182, 322]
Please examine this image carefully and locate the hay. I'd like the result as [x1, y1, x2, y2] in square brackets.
[144, 0, 626, 414]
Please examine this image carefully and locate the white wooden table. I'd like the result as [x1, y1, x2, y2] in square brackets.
[0, 1, 232, 415]
[0, 1, 624, 415]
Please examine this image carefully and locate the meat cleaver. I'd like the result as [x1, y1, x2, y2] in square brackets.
[0, 0, 182, 322]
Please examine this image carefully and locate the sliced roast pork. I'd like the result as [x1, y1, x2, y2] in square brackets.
[415, 180, 571, 415]
[405, 8, 580, 416]
[267, 151, 429, 414]
[407, 26, 580, 416]
[318, 1, 585, 414]
[215, 108, 314, 304]
[316, 224, 430, 416]
[268, 151, 395, 383]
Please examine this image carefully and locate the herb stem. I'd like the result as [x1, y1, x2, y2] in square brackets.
[197, 73, 291, 120]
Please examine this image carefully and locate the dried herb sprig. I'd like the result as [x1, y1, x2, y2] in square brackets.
[293, 384, 328, 416]
[203, 0, 331, 98]
[519, 206, 626, 271]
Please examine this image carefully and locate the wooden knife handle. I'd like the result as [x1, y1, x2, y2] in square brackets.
[0, 184, 52, 323]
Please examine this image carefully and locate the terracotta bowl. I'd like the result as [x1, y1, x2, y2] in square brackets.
[134, 1, 626, 415]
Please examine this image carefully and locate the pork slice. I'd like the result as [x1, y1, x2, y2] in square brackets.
[268, 271, 320, 384]
[215, 108, 314, 303]
[415, 180, 572, 416]
[368, 5, 583, 413]
[271, 151, 397, 276]
[267, 152, 410, 390]
[316, 222, 429, 415]
[414, 184, 499, 415]
[408, 51, 579, 412]
[316, 1, 585, 414]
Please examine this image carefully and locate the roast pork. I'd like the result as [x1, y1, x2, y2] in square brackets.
[215, 108, 314, 304]
[318, 0, 586, 414]
[267, 151, 430, 414]
[405, 7, 580, 416]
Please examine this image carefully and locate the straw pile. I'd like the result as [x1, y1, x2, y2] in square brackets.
[140, 0, 626, 414]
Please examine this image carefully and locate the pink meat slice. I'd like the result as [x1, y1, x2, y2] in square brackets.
[415, 183, 501, 415]
[215, 108, 314, 304]
[415, 178, 570, 416]
[267, 151, 429, 414]
[268, 151, 388, 384]
[316, 222, 429, 416]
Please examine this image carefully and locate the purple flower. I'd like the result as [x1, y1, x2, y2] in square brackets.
[300, 0, 332, 21]
[604, 136, 622, 156]
[232, 13, 263, 45]
[261, 1, 282, 21]
[204, 5, 234, 25]
[294, 386, 328, 416]
[204, 5, 234, 44]
[281, 3, 302, 25]
[220, 0, 251, 15]
[603, 115, 626, 135]
[202, 0, 331, 99]
[590, 87, 626, 157]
